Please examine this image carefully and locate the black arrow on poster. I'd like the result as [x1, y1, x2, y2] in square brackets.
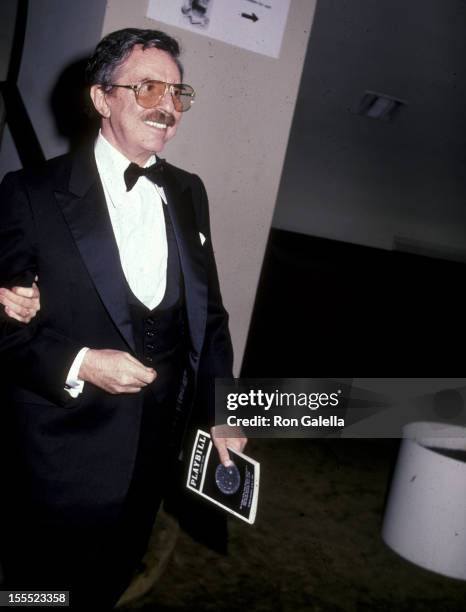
[241, 12, 259, 23]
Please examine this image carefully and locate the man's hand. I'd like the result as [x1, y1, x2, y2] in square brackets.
[0, 276, 40, 323]
[211, 424, 248, 467]
[79, 348, 156, 394]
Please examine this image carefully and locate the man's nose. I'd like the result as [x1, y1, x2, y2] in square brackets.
[158, 85, 176, 111]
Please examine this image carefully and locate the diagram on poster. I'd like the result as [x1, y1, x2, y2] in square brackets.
[146, 0, 291, 58]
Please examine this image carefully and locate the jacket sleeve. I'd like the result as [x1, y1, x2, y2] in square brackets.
[0, 171, 84, 406]
[190, 175, 234, 426]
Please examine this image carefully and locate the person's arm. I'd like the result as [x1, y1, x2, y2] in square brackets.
[190, 175, 247, 463]
[0, 172, 156, 404]
[0, 279, 90, 398]
[0, 172, 90, 405]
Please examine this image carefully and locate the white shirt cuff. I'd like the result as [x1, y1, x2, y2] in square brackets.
[64, 347, 89, 398]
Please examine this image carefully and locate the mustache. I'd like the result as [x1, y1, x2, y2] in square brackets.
[144, 108, 176, 127]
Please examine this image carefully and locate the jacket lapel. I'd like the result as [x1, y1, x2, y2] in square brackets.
[55, 148, 136, 352]
[162, 166, 207, 362]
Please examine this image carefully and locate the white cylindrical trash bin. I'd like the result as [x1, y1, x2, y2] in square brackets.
[382, 421, 466, 581]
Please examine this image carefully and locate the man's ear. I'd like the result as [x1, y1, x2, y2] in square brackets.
[90, 85, 111, 118]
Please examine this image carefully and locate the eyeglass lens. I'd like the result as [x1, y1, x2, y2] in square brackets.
[138, 81, 194, 111]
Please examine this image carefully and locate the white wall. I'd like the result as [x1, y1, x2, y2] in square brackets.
[102, 0, 317, 373]
[272, 0, 466, 261]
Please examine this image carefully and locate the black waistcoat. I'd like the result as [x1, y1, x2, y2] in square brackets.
[124, 200, 188, 449]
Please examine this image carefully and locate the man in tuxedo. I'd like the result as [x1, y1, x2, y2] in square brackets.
[0, 28, 245, 608]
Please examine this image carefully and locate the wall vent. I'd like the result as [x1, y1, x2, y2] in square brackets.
[353, 91, 406, 121]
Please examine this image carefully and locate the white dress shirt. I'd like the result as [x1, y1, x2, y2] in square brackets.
[65, 132, 168, 397]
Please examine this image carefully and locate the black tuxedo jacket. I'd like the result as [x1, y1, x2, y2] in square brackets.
[0, 147, 233, 522]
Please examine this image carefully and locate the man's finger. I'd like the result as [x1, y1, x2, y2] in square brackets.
[116, 366, 154, 388]
[12, 286, 35, 298]
[2, 301, 31, 318]
[131, 366, 157, 385]
[123, 354, 157, 381]
[4, 306, 29, 323]
[1, 289, 35, 307]
[213, 438, 233, 467]
[225, 437, 248, 454]
[126, 354, 157, 373]
[125, 352, 151, 367]
[113, 385, 143, 394]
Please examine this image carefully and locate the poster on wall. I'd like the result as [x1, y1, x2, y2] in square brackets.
[146, 0, 291, 59]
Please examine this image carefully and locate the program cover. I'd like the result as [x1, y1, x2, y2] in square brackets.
[186, 429, 260, 524]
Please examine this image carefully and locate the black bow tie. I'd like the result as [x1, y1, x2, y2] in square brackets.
[124, 159, 166, 191]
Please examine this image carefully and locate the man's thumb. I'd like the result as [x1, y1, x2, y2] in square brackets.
[217, 443, 233, 467]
